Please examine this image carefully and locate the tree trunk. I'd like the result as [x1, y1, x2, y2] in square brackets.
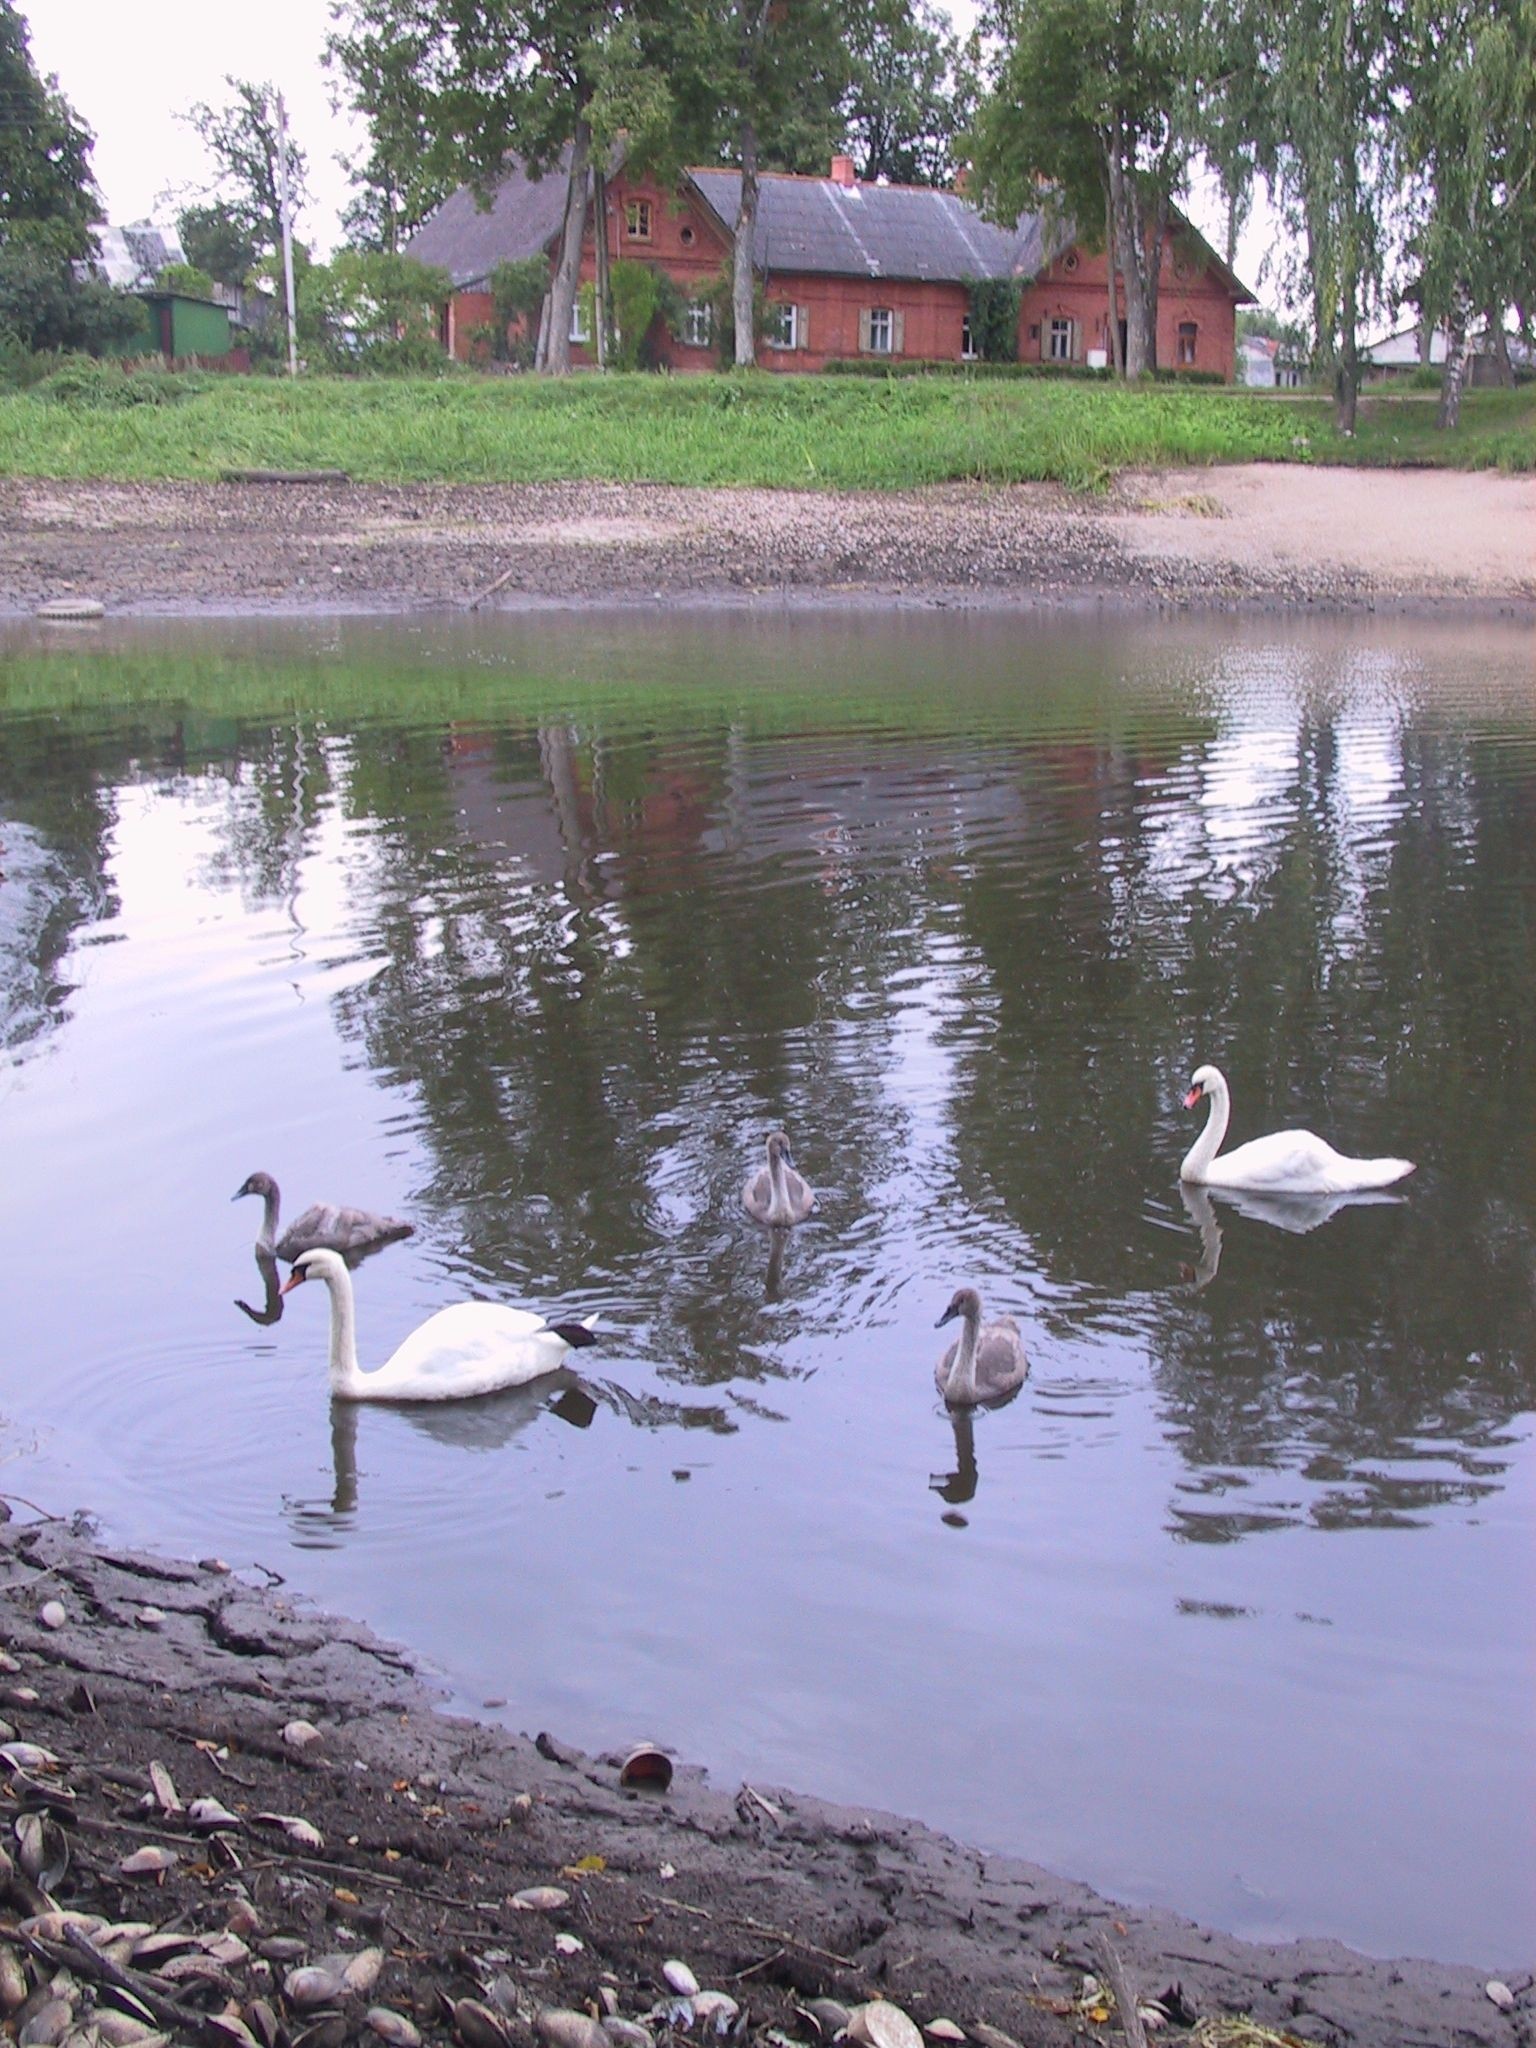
[592, 164, 610, 371]
[1438, 284, 1473, 428]
[544, 114, 592, 377]
[1141, 187, 1168, 373]
[1334, 260, 1359, 433]
[1488, 317, 1514, 387]
[733, 117, 759, 368]
[1107, 150, 1150, 377]
[1104, 190, 1123, 375]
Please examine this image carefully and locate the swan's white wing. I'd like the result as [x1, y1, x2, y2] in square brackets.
[1207, 1130, 1413, 1194]
[378, 1302, 555, 1397]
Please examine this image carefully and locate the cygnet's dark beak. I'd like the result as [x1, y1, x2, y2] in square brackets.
[935, 1303, 957, 1329]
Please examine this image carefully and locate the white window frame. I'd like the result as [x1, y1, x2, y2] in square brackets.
[569, 295, 590, 344]
[867, 306, 894, 355]
[1046, 316, 1074, 362]
[765, 302, 801, 350]
[960, 313, 977, 361]
[1177, 320, 1198, 366]
[624, 199, 653, 242]
[683, 300, 713, 348]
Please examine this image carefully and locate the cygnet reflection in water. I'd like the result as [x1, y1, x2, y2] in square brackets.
[234, 1249, 285, 1326]
[929, 1405, 979, 1508]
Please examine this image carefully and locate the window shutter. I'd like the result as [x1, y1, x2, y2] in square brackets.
[892, 310, 906, 355]
[858, 308, 872, 352]
[797, 305, 809, 350]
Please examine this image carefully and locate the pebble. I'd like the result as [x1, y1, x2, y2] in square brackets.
[661, 1961, 699, 1998]
[37, 1601, 66, 1631]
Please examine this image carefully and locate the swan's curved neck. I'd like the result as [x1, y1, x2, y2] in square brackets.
[255, 1183, 281, 1251]
[766, 1151, 794, 1224]
[942, 1310, 980, 1402]
[319, 1269, 366, 1397]
[1181, 1081, 1230, 1182]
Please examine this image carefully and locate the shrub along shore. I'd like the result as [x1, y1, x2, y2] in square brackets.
[0, 364, 1531, 492]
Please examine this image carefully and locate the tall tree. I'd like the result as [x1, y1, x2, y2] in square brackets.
[970, 0, 1208, 376]
[841, 0, 973, 186]
[1402, 0, 1536, 424]
[1245, 0, 1407, 430]
[175, 201, 261, 286]
[0, 0, 100, 256]
[324, 0, 464, 253]
[182, 77, 312, 264]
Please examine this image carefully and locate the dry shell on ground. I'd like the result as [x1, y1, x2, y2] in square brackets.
[16, 1814, 70, 1888]
[923, 2026, 966, 2044]
[37, 1601, 66, 1630]
[0, 1944, 27, 2011]
[253, 1811, 324, 1850]
[118, 1845, 179, 1877]
[600, 2020, 652, 2048]
[282, 1720, 324, 1752]
[284, 1966, 349, 2009]
[2, 1741, 59, 1773]
[454, 2001, 512, 2048]
[691, 1993, 741, 2034]
[342, 1948, 385, 1996]
[661, 1962, 699, 1998]
[847, 2004, 923, 2048]
[796, 2002, 852, 2042]
[511, 1886, 570, 1913]
[365, 2012, 421, 2048]
[18, 1995, 73, 2046]
[1486, 1981, 1516, 2010]
[535, 2011, 607, 2048]
[92, 2015, 168, 2047]
[188, 1796, 242, 1831]
[147, 1762, 180, 1813]
[618, 1743, 673, 1790]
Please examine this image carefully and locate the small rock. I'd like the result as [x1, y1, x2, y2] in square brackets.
[661, 1962, 699, 1998]
[37, 1601, 66, 1630]
[1486, 1981, 1516, 2010]
[282, 1719, 323, 1752]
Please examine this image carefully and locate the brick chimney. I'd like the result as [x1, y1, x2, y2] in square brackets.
[830, 155, 856, 188]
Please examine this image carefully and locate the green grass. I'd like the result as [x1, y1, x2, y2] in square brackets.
[0, 367, 1530, 490]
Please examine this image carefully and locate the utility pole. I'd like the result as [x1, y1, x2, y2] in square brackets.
[276, 91, 299, 378]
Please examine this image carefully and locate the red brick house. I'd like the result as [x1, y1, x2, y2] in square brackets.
[407, 152, 1252, 379]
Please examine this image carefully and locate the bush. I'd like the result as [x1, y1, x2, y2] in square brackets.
[0, 238, 146, 356]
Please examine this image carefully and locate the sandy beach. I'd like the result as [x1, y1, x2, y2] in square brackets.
[1, 465, 1532, 616]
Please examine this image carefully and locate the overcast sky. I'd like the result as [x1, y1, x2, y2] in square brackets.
[26, 0, 1285, 301]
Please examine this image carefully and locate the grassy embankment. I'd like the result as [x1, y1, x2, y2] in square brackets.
[0, 368, 1530, 490]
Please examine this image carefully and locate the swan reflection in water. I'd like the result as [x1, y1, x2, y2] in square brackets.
[1179, 1179, 1411, 1289]
[286, 1372, 598, 1538]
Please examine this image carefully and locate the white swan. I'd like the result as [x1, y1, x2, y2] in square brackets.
[742, 1130, 815, 1227]
[1180, 1064, 1415, 1194]
[234, 1170, 413, 1264]
[934, 1287, 1028, 1407]
[279, 1248, 599, 1402]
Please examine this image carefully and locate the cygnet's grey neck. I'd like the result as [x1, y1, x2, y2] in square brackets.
[942, 1302, 981, 1402]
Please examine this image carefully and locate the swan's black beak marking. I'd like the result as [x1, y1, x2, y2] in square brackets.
[278, 1267, 307, 1296]
[1184, 1082, 1204, 1109]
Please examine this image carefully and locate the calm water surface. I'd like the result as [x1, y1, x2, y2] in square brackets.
[1, 611, 1532, 1968]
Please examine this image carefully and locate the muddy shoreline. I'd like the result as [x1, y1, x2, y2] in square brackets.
[0, 1507, 1523, 2048]
[2, 471, 1533, 619]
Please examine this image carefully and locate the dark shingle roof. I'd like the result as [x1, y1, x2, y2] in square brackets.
[405, 158, 570, 288]
[685, 170, 1065, 284]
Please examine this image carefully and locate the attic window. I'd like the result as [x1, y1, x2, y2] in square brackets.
[625, 200, 653, 241]
[679, 224, 696, 246]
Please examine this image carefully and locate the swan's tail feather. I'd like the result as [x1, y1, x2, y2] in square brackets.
[550, 1320, 601, 1350]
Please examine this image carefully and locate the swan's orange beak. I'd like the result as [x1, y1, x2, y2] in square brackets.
[1184, 1082, 1204, 1108]
[279, 1267, 307, 1295]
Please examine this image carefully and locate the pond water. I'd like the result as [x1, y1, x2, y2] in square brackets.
[1, 611, 1532, 1969]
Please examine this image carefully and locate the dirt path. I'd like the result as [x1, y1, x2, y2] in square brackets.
[0, 1511, 1523, 2048]
[1, 467, 1532, 617]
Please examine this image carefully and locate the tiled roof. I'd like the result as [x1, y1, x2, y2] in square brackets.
[685, 170, 1064, 283]
[90, 223, 186, 290]
[405, 157, 570, 288]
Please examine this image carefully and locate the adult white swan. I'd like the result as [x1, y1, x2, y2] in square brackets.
[279, 1249, 599, 1402]
[742, 1131, 816, 1227]
[234, 1170, 413, 1264]
[1180, 1064, 1415, 1194]
[934, 1287, 1028, 1407]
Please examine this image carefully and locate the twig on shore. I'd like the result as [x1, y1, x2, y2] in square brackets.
[466, 563, 520, 610]
[1093, 1933, 1148, 2048]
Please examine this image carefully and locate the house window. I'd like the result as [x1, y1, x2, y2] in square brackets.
[624, 199, 653, 242]
[765, 301, 802, 349]
[569, 296, 590, 344]
[1046, 316, 1074, 362]
[866, 306, 894, 354]
[683, 300, 712, 348]
[961, 313, 977, 360]
[1177, 320, 1198, 366]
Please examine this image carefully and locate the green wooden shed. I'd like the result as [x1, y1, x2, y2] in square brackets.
[136, 291, 233, 359]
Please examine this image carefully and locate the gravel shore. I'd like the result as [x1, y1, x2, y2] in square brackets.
[2, 467, 1533, 617]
